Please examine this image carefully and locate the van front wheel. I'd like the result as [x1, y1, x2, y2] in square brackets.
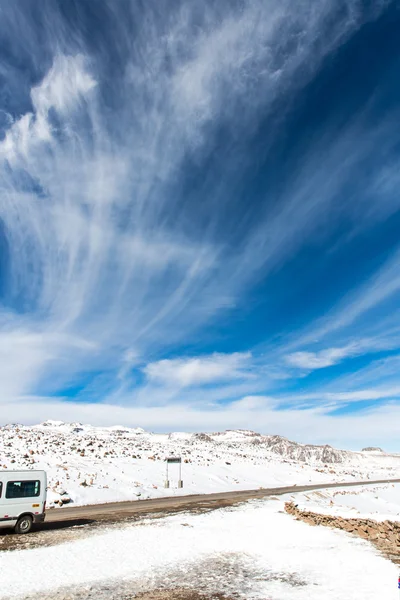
[15, 515, 33, 534]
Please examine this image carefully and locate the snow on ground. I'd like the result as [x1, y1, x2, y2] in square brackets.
[282, 482, 400, 522]
[0, 498, 397, 600]
[1, 421, 400, 507]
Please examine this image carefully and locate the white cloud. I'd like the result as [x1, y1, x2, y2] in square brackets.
[31, 55, 96, 115]
[0, 55, 96, 165]
[283, 322, 400, 379]
[144, 352, 252, 387]
[285, 343, 362, 370]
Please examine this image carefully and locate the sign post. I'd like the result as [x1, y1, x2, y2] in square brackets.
[165, 456, 183, 489]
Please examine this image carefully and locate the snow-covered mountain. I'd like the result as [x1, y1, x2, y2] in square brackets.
[1, 421, 399, 507]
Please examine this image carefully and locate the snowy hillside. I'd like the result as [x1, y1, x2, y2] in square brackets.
[1, 421, 400, 507]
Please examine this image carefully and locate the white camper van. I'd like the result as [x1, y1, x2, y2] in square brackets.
[0, 470, 47, 534]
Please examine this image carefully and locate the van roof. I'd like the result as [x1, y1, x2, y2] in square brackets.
[0, 470, 46, 474]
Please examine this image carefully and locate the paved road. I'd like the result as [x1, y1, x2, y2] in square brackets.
[46, 477, 400, 524]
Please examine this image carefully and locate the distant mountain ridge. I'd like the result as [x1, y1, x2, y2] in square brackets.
[1, 421, 389, 466]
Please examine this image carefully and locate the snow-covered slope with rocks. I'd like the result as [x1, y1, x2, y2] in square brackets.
[1, 421, 399, 507]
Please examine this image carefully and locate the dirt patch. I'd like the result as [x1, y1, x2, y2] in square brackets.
[0, 519, 99, 552]
[133, 590, 232, 600]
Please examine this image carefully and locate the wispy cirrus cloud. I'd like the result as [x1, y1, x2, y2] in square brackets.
[0, 0, 398, 445]
[0, 1, 379, 398]
[287, 246, 400, 356]
[278, 386, 400, 407]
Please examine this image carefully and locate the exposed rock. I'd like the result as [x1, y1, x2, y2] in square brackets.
[191, 433, 212, 443]
[263, 436, 349, 463]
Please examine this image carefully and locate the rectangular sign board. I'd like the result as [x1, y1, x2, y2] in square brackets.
[165, 457, 181, 463]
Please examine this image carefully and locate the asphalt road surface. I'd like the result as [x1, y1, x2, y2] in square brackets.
[46, 478, 400, 524]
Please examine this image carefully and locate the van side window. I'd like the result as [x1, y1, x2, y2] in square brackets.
[6, 481, 40, 499]
[0, 482, 2, 498]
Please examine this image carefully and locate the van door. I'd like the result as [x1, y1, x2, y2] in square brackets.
[5, 479, 42, 524]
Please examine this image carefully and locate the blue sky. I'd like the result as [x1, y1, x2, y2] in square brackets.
[0, 0, 400, 449]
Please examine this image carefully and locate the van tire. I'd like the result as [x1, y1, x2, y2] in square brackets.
[14, 515, 33, 534]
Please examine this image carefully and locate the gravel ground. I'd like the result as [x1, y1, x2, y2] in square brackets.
[24, 589, 232, 600]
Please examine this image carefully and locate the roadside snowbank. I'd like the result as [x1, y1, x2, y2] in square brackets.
[282, 482, 400, 521]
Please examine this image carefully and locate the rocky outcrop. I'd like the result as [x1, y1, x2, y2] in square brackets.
[285, 501, 400, 563]
[260, 435, 350, 463]
[210, 430, 353, 463]
[192, 433, 213, 443]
